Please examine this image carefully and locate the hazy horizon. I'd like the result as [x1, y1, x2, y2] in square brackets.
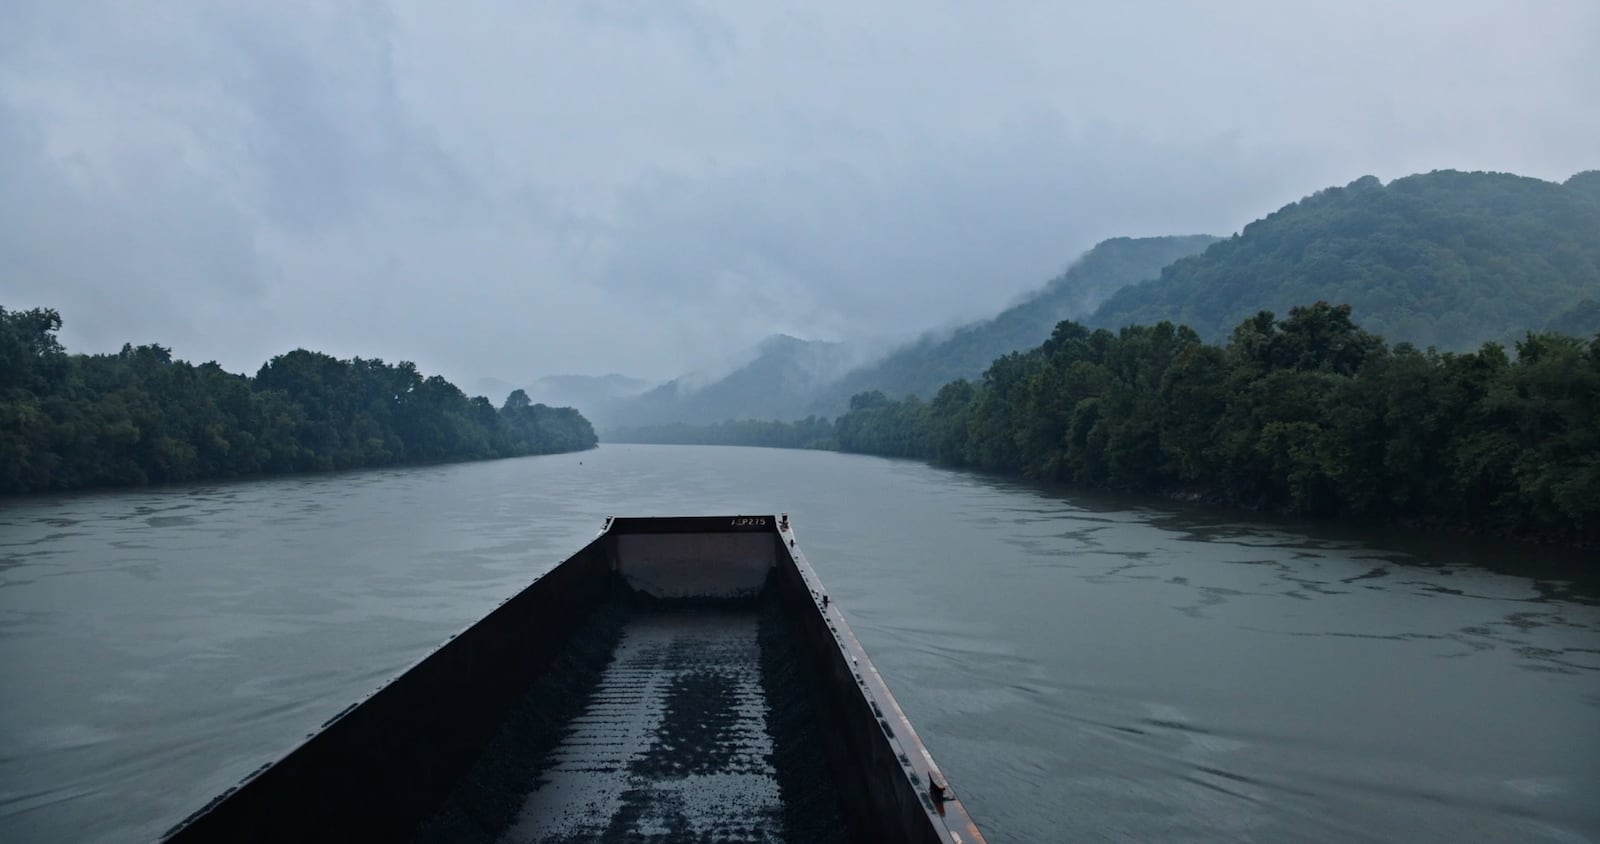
[5, 2, 1596, 388]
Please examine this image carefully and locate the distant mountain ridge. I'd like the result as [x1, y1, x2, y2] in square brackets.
[807, 235, 1219, 412]
[601, 335, 860, 428]
[1089, 170, 1600, 349]
[565, 168, 1600, 432]
[526, 373, 651, 410]
[589, 236, 1218, 428]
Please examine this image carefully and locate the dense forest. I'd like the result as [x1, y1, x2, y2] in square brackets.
[1089, 171, 1600, 350]
[810, 235, 1218, 411]
[608, 303, 1598, 545]
[830, 304, 1599, 545]
[0, 307, 597, 494]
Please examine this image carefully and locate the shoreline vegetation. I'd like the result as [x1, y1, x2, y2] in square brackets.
[610, 303, 1600, 549]
[0, 307, 597, 495]
[9, 301, 1596, 549]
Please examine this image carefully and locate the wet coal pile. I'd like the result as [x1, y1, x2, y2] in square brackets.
[494, 606, 783, 843]
[630, 668, 747, 778]
[756, 591, 859, 843]
[414, 584, 858, 843]
[414, 598, 630, 843]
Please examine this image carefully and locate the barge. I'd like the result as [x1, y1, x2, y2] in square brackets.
[162, 515, 986, 843]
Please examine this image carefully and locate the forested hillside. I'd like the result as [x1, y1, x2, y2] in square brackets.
[811, 235, 1217, 412]
[1546, 298, 1599, 336]
[0, 307, 596, 493]
[606, 335, 859, 427]
[831, 304, 1599, 545]
[1090, 171, 1600, 349]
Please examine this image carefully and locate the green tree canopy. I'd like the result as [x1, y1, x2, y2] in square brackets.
[1091, 171, 1600, 351]
[0, 307, 596, 493]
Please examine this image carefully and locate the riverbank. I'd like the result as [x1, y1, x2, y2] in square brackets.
[830, 310, 1598, 548]
[1, 307, 598, 495]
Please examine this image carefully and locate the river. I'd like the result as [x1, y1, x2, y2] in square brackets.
[1, 444, 1595, 843]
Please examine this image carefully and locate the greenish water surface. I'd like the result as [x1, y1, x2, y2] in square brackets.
[1, 444, 1595, 843]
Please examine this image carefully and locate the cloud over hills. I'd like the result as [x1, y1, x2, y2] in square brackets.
[4, 1, 1596, 386]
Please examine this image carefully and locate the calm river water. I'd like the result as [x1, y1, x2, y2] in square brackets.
[1, 444, 1596, 843]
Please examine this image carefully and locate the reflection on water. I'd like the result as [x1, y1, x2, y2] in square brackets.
[0, 445, 1596, 843]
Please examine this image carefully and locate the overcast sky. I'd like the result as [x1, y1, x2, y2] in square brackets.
[4, 1, 1596, 387]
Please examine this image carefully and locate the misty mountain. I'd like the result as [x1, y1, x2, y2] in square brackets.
[1546, 298, 1599, 338]
[527, 373, 652, 411]
[1089, 170, 1600, 350]
[469, 376, 518, 403]
[1566, 170, 1600, 205]
[807, 235, 1219, 412]
[600, 169, 1599, 431]
[603, 335, 860, 428]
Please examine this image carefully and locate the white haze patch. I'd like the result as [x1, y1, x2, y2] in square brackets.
[2, 0, 1596, 386]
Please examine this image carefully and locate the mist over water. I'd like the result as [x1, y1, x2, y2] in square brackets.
[1, 445, 1595, 843]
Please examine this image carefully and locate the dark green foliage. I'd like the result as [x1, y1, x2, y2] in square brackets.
[833, 304, 1600, 546]
[1091, 171, 1600, 351]
[812, 235, 1218, 412]
[833, 391, 930, 457]
[0, 307, 596, 493]
[605, 416, 836, 449]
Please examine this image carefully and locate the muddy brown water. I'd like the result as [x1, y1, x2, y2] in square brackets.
[1, 444, 1596, 843]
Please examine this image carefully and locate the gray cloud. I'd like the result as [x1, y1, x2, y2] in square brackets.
[3, 0, 1596, 386]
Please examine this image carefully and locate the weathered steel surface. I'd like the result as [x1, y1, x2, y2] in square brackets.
[773, 519, 988, 844]
[613, 532, 776, 598]
[161, 537, 616, 843]
[162, 515, 986, 843]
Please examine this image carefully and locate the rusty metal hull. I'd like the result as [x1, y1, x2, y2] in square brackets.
[161, 515, 986, 843]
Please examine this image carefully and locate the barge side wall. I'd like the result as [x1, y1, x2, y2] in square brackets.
[161, 536, 614, 843]
[773, 531, 986, 844]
